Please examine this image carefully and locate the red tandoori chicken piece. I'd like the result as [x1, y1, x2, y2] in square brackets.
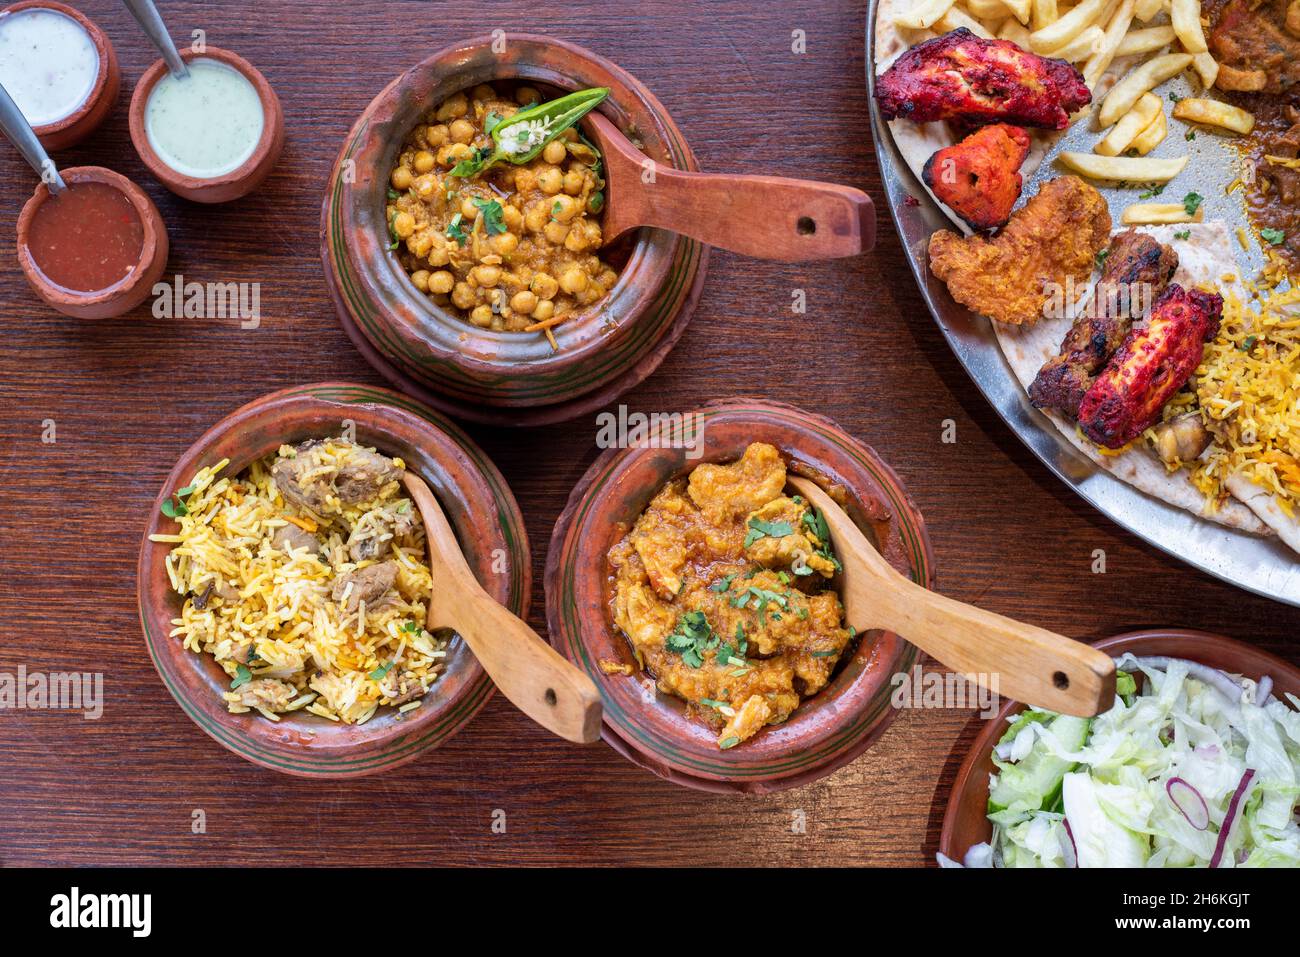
[922, 123, 1031, 231]
[1077, 285, 1223, 449]
[876, 28, 1092, 130]
[928, 176, 1112, 326]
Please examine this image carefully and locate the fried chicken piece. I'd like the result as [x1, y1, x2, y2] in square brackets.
[922, 124, 1031, 231]
[1030, 230, 1180, 417]
[1078, 285, 1223, 449]
[928, 176, 1112, 326]
[876, 28, 1091, 130]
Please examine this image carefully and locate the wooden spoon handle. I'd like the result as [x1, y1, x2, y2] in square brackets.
[402, 473, 602, 743]
[434, 585, 603, 744]
[870, 575, 1116, 717]
[636, 166, 875, 261]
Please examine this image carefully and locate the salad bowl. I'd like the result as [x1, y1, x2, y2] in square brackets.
[940, 629, 1300, 867]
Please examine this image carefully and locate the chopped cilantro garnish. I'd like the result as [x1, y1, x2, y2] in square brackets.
[744, 516, 795, 547]
[370, 661, 395, 680]
[472, 197, 507, 235]
[708, 573, 737, 593]
[1183, 191, 1204, 216]
[161, 484, 197, 518]
[1137, 184, 1165, 200]
[800, 507, 842, 573]
[446, 213, 468, 246]
[1174, 230, 1191, 240]
[1261, 227, 1286, 246]
[719, 736, 740, 750]
[810, 650, 840, 658]
[1240, 335, 1258, 351]
[230, 665, 252, 689]
[664, 611, 718, 668]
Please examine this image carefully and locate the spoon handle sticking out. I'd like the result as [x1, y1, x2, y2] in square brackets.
[788, 477, 1115, 717]
[121, 0, 189, 78]
[0, 81, 65, 193]
[402, 473, 602, 743]
[587, 113, 874, 261]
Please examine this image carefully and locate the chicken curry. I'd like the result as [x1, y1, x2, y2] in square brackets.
[608, 443, 855, 749]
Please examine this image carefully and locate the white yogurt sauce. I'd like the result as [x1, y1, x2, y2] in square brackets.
[0, 8, 100, 126]
[144, 58, 265, 179]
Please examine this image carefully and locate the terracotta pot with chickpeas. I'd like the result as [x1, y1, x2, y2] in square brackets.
[386, 83, 619, 341]
[322, 34, 708, 425]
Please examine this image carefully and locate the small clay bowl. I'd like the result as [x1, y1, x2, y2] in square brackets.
[1, 1, 120, 150]
[17, 165, 168, 319]
[939, 629, 1300, 866]
[545, 398, 936, 793]
[322, 34, 708, 427]
[128, 45, 284, 203]
[136, 382, 531, 777]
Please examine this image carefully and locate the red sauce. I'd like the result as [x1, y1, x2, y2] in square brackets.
[26, 181, 144, 293]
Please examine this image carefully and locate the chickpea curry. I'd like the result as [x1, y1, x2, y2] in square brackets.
[608, 443, 856, 749]
[386, 83, 619, 345]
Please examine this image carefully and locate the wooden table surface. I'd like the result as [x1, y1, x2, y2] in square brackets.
[1, 0, 1296, 868]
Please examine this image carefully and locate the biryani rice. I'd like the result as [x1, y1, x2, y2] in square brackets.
[149, 440, 448, 724]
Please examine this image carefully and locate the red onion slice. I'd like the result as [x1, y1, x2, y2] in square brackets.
[1060, 818, 1078, 868]
[1210, 769, 1256, 868]
[1166, 777, 1210, 830]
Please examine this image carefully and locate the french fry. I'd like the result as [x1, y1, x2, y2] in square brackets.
[1170, 0, 1208, 54]
[893, 0, 958, 29]
[1121, 202, 1206, 224]
[1096, 93, 1163, 155]
[1134, 0, 1165, 21]
[1083, 0, 1137, 88]
[1032, 0, 1058, 29]
[936, 6, 996, 36]
[964, 0, 1012, 18]
[1172, 97, 1255, 135]
[1001, 0, 1033, 23]
[1030, 0, 1109, 53]
[998, 16, 1034, 44]
[1057, 24, 1106, 61]
[1058, 151, 1189, 181]
[1114, 24, 1176, 56]
[1191, 51, 1219, 89]
[1130, 107, 1168, 154]
[1098, 53, 1193, 126]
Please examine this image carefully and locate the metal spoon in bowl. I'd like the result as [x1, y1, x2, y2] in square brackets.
[0, 81, 66, 194]
[788, 476, 1116, 717]
[584, 111, 875, 261]
[402, 472, 603, 743]
[121, 0, 189, 78]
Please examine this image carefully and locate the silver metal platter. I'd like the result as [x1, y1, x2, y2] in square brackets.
[865, 1, 1300, 606]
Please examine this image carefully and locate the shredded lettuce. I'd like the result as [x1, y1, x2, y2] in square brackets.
[956, 658, 1300, 868]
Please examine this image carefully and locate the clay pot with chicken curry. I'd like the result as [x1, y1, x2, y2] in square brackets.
[608, 443, 855, 749]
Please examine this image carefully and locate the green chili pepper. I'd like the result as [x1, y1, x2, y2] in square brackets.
[448, 87, 609, 179]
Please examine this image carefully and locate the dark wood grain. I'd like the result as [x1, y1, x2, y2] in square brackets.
[1, 0, 1297, 868]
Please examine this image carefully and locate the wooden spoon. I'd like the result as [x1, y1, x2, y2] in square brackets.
[789, 476, 1115, 716]
[402, 472, 602, 743]
[585, 112, 875, 261]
